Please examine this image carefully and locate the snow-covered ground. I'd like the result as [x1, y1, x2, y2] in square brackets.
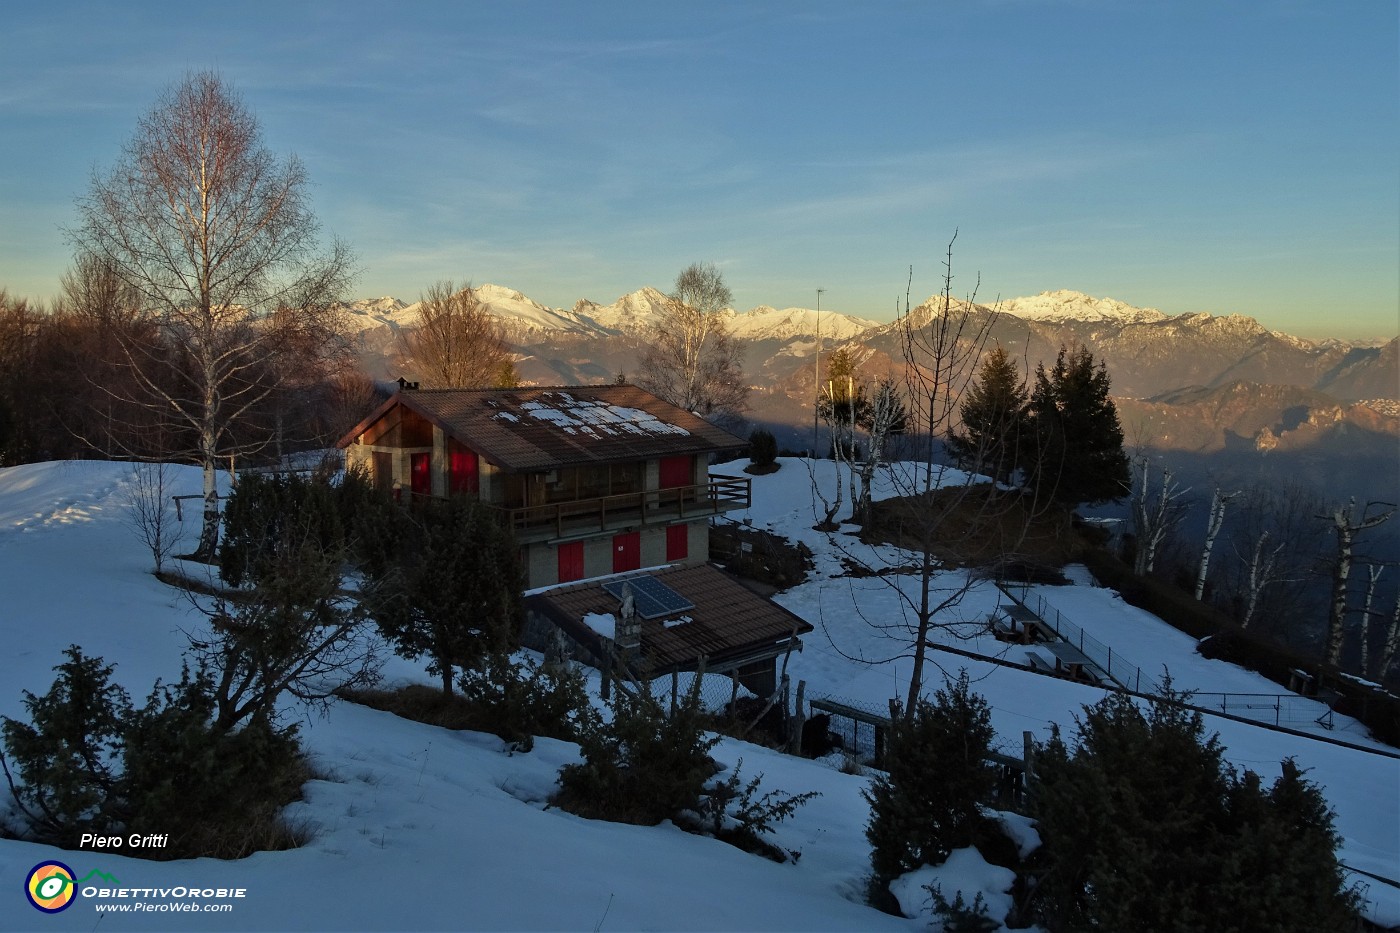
[0, 458, 1396, 930]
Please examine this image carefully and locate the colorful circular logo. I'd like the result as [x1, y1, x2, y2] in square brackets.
[25, 861, 77, 913]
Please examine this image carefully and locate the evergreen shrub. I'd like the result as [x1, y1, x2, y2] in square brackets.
[865, 670, 997, 887]
[554, 676, 718, 825]
[1031, 685, 1360, 931]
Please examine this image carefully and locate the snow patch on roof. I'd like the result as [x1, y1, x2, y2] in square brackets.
[519, 396, 692, 438]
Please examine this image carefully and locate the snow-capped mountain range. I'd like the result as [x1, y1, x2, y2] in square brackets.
[339, 285, 1216, 347]
[338, 283, 884, 344]
[996, 289, 1169, 325]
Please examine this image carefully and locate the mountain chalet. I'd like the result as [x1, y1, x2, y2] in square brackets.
[337, 384, 811, 693]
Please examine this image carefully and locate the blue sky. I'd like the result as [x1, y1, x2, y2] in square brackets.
[2, 1, 1396, 339]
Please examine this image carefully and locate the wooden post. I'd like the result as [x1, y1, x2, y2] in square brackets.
[670, 670, 679, 717]
[788, 679, 806, 754]
[876, 698, 900, 770]
[1022, 730, 1036, 791]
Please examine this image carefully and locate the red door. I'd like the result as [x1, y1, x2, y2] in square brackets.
[558, 541, 584, 583]
[612, 531, 640, 573]
[410, 452, 431, 497]
[659, 455, 692, 489]
[666, 523, 689, 562]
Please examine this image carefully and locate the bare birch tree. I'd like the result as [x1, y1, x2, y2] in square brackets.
[1195, 485, 1240, 600]
[636, 262, 747, 425]
[1226, 481, 1327, 634]
[1319, 498, 1395, 668]
[1358, 563, 1386, 677]
[848, 377, 907, 526]
[69, 71, 353, 561]
[401, 281, 515, 388]
[1380, 598, 1400, 682]
[1130, 456, 1189, 577]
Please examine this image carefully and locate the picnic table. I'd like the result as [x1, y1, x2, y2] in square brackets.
[990, 605, 1052, 644]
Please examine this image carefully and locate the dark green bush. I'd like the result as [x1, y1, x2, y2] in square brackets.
[1031, 686, 1360, 932]
[456, 653, 599, 750]
[927, 887, 999, 933]
[747, 428, 778, 469]
[745, 429, 782, 475]
[364, 495, 523, 696]
[692, 758, 819, 862]
[2, 649, 310, 860]
[555, 677, 718, 825]
[0, 646, 129, 847]
[219, 472, 344, 588]
[123, 667, 308, 859]
[865, 670, 996, 887]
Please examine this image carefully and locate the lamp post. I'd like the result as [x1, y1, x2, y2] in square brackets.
[813, 288, 824, 457]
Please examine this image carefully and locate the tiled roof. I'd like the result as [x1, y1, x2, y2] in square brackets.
[340, 385, 745, 472]
[526, 564, 813, 673]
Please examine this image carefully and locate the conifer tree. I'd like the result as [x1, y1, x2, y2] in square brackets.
[0, 647, 130, 846]
[818, 348, 868, 460]
[947, 345, 1027, 483]
[1023, 344, 1129, 506]
[865, 671, 995, 887]
[367, 496, 523, 696]
[1032, 688, 1360, 932]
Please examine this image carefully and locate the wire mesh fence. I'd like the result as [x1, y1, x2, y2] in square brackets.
[1183, 692, 1336, 730]
[1019, 591, 1161, 694]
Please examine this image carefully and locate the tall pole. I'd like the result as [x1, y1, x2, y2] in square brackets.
[813, 288, 824, 457]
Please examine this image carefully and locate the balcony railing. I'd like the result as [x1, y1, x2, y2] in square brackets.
[490, 475, 750, 541]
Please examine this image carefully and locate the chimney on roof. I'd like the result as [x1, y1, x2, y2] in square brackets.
[396, 377, 420, 391]
[615, 583, 641, 655]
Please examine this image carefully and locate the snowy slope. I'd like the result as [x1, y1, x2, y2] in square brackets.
[475, 283, 599, 336]
[708, 458, 1400, 925]
[731, 306, 880, 343]
[998, 289, 1169, 325]
[1, 459, 1396, 930]
[0, 461, 915, 932]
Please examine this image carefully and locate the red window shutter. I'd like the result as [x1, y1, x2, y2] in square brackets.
[666, 523, 689, 562]
[410, 452, 431, 496]
[558, 541, 584, 583]
[449, 446, 478, 495]
[612, 531, 640, 573]
[659, 455, 692, 490]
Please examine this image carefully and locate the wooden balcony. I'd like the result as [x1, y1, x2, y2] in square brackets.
[490, 475, 750, 542]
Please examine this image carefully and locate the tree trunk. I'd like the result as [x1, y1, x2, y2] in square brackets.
[1240, 532, 1278, 630]
[1323, 499, 1393, 668]
[193, 456, 220, 563]
[1196, 488, 1237, 601]
[1360, 564, 1382, 677]
[1324, 509, 1355, 668]
[1380, 598, 1400, 681]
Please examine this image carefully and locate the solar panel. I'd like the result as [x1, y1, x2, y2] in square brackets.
[602, 574, 695, 620]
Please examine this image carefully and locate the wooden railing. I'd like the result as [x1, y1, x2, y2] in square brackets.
[490, 475, 750, 540]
